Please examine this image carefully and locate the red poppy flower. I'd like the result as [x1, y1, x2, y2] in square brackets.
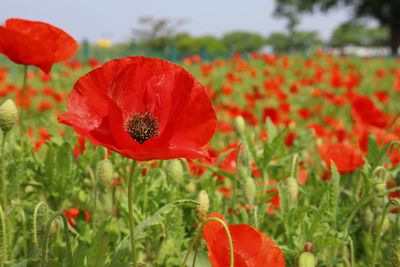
[350, 94, 389, 128]
[318, 143, 364, 174]
[202, 212, 285, 267]
[0, 18, 78, 73]
[59, 56, 217, 161]
[64, 208, 90, 228]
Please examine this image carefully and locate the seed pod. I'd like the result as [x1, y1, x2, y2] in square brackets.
[166, 159, 184, 183]
[286, 176, 298, 207]
[234, 116, 246, 136]
[96, 159, 113, 183]
[198, 190, 209, 221]
[298, 252, 317, 267]
[243, 176, 256, 205]
[0, 99, 18, 132]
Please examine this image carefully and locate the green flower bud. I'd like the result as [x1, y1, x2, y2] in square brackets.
[166, 159, 184, 183]
[374, 215, 390, 237]
[0, 99, 18, 132]
[298, 252, 317, 267]
[374, 182, 386, 193]
[96, 159, 113, 183]
[287, 176, 299, 207]
[361, 207, 374, 230]
[185, 182, 196, 193]
[198, 190, 209, 220]
[234, 116, 246, 136]
[243, 176, 256, 205]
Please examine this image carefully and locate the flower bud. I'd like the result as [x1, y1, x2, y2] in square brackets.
[361, 207, 374, 230]
[298, 252, 317, 267]
[374, 215, 390, 237]
[166, 159, 184, 183]
[0, 99, 18, 132]
[96, 159, 113, 183]
[243, 176, 256, 205]
[374, 182, 386, 193]
[185, 182, 196, 193]
[234, 116, 246, 136]
[287, 176, 298, 207]
[198, 190, 209, 221]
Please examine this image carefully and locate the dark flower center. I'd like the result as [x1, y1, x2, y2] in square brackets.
[125, 112, 159, 144]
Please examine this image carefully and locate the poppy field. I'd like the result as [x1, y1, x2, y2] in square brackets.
[0, 18, 400, 267]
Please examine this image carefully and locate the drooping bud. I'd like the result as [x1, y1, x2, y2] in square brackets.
[361, 207, 374, 230]
[234, 116, 246, 136]
[243, 176, 256, 205]
[96, 159, 113, 183]
[298, 252, 317, 267]
[287, 176, 299, 207]
[0, 99, 18, 132]
[374, 214, 390, 237]
[166, 159, 184, 183]
[198, 190, 209, 221]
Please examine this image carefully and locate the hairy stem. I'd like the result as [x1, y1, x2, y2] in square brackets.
[127, 160, 137, 267]
[41, 213, 74, 267]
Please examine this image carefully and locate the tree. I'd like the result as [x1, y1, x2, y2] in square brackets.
[274, 0, 400, 56]
[222, 31, 265, 53]
[266, 31, 323, 54]
[330, 21, 388, 47]
[132, 16, 186, 52]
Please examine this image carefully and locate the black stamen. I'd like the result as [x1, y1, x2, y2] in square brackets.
[125, 112, 159, 144]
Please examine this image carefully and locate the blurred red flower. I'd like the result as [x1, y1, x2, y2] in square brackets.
[59, 56, 217, 161]
[203, 212, 285, 267]
[318, 143, 364, 174]
[0, 18, 77, 74]
[64, 208, 90, 228]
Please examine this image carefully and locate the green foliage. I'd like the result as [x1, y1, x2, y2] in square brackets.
[266, 31, 323, 54]
[222, 31, 265, 54]
[330, 21, 388, 47]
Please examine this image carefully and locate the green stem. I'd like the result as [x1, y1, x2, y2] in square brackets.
[87, 167, 96, 223]
[33, 202, 49, 246]
[41, 213, 74, 267]
[127, 160, 137, 267]
[348, 235, 355, 267]
[0, 132, 6, 209]
[0, 205, 7, 267]
[290, 153, 299, 178]
[371, 201, 392, 266]
[19, 65, 28, 137]
[19, 208, 27, 258]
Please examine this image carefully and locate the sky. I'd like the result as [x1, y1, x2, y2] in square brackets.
[1, 0, 352, 43]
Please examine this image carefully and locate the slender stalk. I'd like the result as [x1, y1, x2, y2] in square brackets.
[33, 202, 49, 246]
[0, 205, 7, 267]
[290, 153, 299, 178]
[371, 199, 398, 266]
[19, 65, 28, 137]
[0, 132, 6, 209]
[41, 213, 74, 267]
[348, 235, 355, 267]
[87, 167, 96, 223]
[19, 208, 27, 258]
[127, 160, 137, 267]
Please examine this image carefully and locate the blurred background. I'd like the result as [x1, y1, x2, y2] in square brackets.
[2, 0, 399, 61]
